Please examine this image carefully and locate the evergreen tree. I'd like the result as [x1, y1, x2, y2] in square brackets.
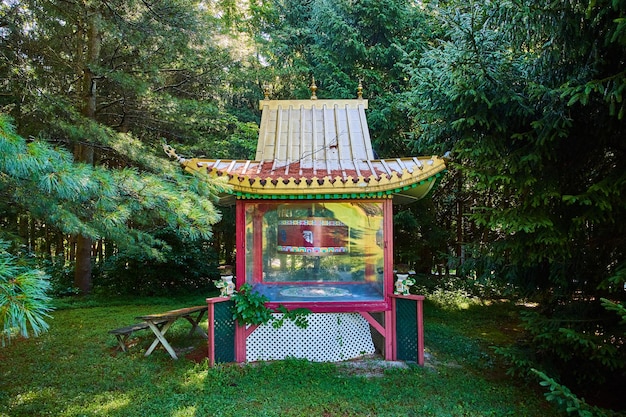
[406, 0, 626, 406]
[0, 113, 224, 279]
[0, 0, 247, 293]
[248, 0, 431, 156]
[0, 110, 216, 337]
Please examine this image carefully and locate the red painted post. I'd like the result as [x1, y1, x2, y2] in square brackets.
[234, 201, 247, 362]
[206, 299, 215, 367]
[383, 198, 394, 299]
[416, 296, 424, 366]
[386, 307, 395, 360]
[235, 201, 246, 290]
[385, 198, 396, 361]
[391, 297, 397, 360]
[252, 210, 264, 286]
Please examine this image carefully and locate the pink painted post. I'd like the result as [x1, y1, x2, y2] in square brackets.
[206, 298, 216, 367]
[417, 296, 424, 366]
[390, 297, 397, 360]
[234, 201, 247, 362]
[383, 198, 395, 361]
[385, 308, 394, 360]
[252, 209, 264, 286]
[383, 198, 394, 301]
[235, 201, 246, 290]
[234, 326, 247, 363]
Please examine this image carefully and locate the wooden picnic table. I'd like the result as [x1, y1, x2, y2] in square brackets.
[136, 305, 208, 359]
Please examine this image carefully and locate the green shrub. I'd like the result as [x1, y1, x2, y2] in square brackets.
[495, 299, 626, 413]
[43, 260, 78, 297]
[95, 228, 219, 296]
[533, 369, 617, 417]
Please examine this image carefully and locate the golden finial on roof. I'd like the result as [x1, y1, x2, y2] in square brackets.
[357, 79, 363, 99]
[262, 82, 270, 100]
[310, 77, 318, 100]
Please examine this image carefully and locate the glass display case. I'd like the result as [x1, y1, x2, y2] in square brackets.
[242, 200, 391, 311]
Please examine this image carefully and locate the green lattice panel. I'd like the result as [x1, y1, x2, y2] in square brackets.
[213, 300, 235, 363]
[395, 297, 418, 362]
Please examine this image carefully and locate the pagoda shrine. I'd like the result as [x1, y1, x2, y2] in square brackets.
[166, 81, 446, 364]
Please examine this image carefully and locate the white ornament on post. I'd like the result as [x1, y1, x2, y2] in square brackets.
[214, 275, 235, 297]
[394, 273, 415, 296]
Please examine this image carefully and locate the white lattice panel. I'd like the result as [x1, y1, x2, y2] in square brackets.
[246, 313, 375, 362]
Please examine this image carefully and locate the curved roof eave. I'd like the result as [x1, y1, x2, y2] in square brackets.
[179, 155, 446, 206]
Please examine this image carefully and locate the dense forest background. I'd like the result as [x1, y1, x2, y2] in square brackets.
[2, 0, 626, 412]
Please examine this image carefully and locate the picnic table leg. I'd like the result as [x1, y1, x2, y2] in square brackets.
[145, 320, 178, 359]
[115, 334, 129, 352]
[183, 310, 208, 339]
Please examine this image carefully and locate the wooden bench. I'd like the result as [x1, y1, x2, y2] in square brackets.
[109, 320, 168, 352]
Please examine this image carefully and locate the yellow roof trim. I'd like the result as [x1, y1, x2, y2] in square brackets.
[180, 156, 446, 198]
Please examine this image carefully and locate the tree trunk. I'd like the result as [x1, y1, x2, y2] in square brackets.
[55, 232, 65, 265]
[74, 235, 93, 293]
[73, 8, 101, 294]
[104, 238, 114, 259]
[29, 215, 36, 252]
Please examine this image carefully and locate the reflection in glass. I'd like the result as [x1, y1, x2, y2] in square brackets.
[244, 202, 385, 303]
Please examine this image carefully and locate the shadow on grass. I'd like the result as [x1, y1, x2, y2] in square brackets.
[423, 298, 529, 375]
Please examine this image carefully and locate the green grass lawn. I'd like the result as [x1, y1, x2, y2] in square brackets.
[0, 294, 559, 417]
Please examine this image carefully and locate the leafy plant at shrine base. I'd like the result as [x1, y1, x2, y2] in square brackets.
[231, 283, 310, 329]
